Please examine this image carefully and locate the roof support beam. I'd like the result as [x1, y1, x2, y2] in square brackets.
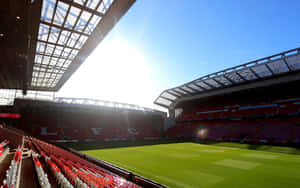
[223, 74, 235, 84]
[282, 56, 292, 71]
[235, 72, 246, 82]
[59, 0, 104, 17]
[202, 80, 216, 89]
[166, 91, 181, 98]
[177, 87, 192, 95]
[40, 21, 90, 37]
[194, 82, 207, 91]
[212, 78, 225, 87]
[35, 52, 70, 60]
[34, 64, 67, 71]
[37, 40, 81, 51]
[185, 85, 199, 93]
[249, 67, 261, 79]
[265, 62, 275, 75]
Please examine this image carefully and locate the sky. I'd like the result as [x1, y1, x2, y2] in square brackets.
[57, 0, 300, 111]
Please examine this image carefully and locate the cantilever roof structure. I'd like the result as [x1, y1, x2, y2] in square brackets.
[0, 89, 158, 112]
[155, 47, 300, 109]
[0, 0, 135, 93]
[31, 0, 135, 91]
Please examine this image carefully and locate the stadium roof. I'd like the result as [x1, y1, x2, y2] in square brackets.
[0, 89, 159, 112]
[155, 47, 300, 109]
[0, 0, 135, 93]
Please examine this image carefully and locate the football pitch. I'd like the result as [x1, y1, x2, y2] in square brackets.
[80, 143, 300, 188]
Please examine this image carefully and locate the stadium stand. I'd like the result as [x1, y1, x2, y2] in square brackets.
[12, 98, 165, 142]
[0, 125, 164, 187]
[165, 96, 300, 145]
[158, 47, 300, 147]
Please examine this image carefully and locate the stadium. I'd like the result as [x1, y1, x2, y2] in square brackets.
[1, 0, 300, 187]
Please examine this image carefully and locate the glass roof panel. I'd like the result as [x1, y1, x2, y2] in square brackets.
[205, 79, 221, 88]
[75, 11, 91, 32]
[38, 24, 49, 41]
[85, 15, 102, 34]
[86, 0, 101, 9]
[168, 90, 182, 97]
[187, 84, 203, 92]
[97, 0, 114, 14]
[286, 54, 300, 71]
[53, 1, 69, 26]
[237, 68, 257, 81]
[74, 0, 86, 6]
[252, 64, 273, 77]
[196, 81, 211, 90]
[214, 76, 231, 86]
[226, 72, 243, 83]
[174, 88, 187, 95]
[181, 86, 196, 93]
[41, 0, 56, 23]
[267, 59, 289, 74]
[161, 92, 177, 100]
[65, 6, 81, 29]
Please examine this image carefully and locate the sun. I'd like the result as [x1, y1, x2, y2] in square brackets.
[58, 37, 157, 109]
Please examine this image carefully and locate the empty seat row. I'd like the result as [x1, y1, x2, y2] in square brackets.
[0, 140, 10, 162]
[30, 137, 141, 188]
[1, 146, 22, 188]
[167, 118, 300, 145]
[32, 152, 51, 188]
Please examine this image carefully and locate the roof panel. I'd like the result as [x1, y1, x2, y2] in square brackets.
[286, 55, 300, 71]
[197, 81, 211, 90]
[237, 68, 257, 81]
[181, 86, 197, 93]
[168, 90, 183, 97]
[268, 59, 289, 74]
[187, 83, 203, 92]
[161, 92, 177, 101]
[214, 76, 231, 86]
[252, 64, 273, 77]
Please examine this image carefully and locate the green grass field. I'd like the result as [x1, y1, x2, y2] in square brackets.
[79, 142, 300, 188]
